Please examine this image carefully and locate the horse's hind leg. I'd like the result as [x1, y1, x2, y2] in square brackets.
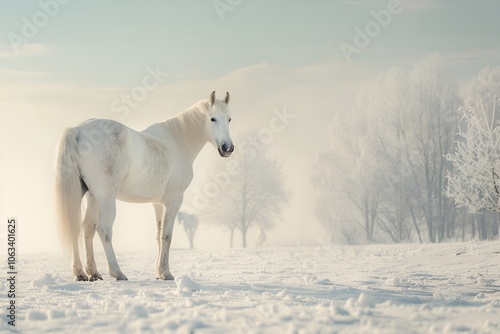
[83, 195, 102, 281]
[96, 198, 128, 280]
[72, 237, 88, 281]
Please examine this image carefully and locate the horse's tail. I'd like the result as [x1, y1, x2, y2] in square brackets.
[55, 127, 83, 251]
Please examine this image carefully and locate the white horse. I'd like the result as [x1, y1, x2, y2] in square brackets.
[55, 91, 233, 281]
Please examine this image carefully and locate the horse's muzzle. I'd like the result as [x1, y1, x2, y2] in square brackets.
[218, 143, 234, 157]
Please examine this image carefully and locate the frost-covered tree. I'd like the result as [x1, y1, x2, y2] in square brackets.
[446, 65, 500, 240]
[446, 98, 500, 240]
[463, 66, 500, 113]
[202, 141, 289, 248]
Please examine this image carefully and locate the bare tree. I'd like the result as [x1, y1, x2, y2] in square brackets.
[312, 109, 384, 243]
[367, 67, 421, 243]
[375, 57, 460, 242]
[203, 142, 289, 248]
[177, 211, 199, 249]
[313, 55, 460, 244]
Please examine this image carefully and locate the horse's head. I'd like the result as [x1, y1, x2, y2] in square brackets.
[205, 91, 234, 157]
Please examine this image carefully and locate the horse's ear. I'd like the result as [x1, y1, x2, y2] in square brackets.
[224, 92, 230, 104]
[209, 91, 216, 106]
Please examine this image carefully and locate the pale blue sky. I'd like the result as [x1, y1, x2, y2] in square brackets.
[1, 0, 499, 85]
[1, 0, 500, 252]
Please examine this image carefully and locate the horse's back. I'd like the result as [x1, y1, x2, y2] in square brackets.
[73, 118, 188, 203]
[74, 119, 135, 197]
[76, 118, 132, 159]
[117, 129, 173, 202]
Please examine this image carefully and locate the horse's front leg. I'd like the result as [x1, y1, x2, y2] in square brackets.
[157, 196, 182, 280]
[153, 203, 164, 244]
[153, 203, 163, 271]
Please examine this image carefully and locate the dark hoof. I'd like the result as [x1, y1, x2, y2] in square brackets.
[89, 274, 103, 282]
[157, 273, 175, 280]
[75, 274, 89, 282]
[115, 273, 128, 281]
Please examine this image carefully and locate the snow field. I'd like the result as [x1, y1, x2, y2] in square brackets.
[1, 241, 499, 333]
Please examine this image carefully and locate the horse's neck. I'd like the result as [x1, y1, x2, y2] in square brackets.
[162, 105, 208, 161]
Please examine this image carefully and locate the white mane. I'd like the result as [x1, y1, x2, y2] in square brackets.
[161, 100, 209, 156]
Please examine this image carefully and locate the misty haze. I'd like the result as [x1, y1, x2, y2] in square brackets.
[1, 1, 500, 333]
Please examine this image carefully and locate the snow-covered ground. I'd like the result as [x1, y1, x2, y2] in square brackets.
[2, 241, 500, 333]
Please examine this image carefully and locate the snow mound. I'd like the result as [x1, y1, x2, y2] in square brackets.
[475, 293, 486, 300]
[175, 276, 200, 296]
[385, 276, 401, 287]
[175, 320, 207, 334]
[30, 273, 58, 288]
[318, 278, 332, 285]
[345, 292, 376, 309]
[30, 273, 83, 291]
[303, 274, 332, 285]
[138, 289, 156, 299]
[331, 304, 350, 316]
[357, 292, 375, 307]
[303, 275, 318, 283]
[125, 305, 148, 319]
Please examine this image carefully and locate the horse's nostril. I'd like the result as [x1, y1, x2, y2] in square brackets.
[221, 143, 234, 153]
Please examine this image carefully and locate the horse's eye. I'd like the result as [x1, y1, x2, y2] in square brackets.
[210, 118, 216, 122]
[229, 118, 231, 122]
